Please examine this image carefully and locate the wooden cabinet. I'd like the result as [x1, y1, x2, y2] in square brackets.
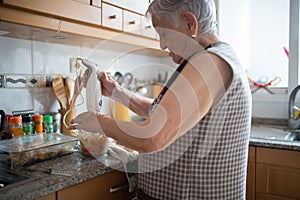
[102, 0, 149, 15]
[37, 192, 56, 200]
[246, 146, 256, 200]
[102, 3, 123, 31]
[2, 0, 102, 25]
[123, 10, 142, 35]
[256, 147, 300, 200]
[57, 170, 131, 200]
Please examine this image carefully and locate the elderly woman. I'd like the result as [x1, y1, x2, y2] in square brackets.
[70, 0, 252, 199]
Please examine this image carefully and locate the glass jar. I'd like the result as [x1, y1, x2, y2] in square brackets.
[10, 116, 23, 137]
[33, 114, 43, 134]
[22, 115, 33, 136]
[43, 115, 53, 133]
[52, 112, 61, 133]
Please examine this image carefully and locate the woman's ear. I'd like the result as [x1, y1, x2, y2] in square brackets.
[181, 11, 198, 34]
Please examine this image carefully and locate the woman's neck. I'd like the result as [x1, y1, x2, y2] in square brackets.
[196, 33, 220, 49]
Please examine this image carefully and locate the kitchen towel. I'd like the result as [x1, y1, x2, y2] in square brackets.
[108, 143, 138, 192]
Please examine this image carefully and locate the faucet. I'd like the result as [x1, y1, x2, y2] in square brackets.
[288, 85, 300, 130]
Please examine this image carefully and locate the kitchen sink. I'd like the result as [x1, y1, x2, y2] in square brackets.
[284, 131, 300, 141]
[0, 167, 35, 190]
[251, 125, 300, 142]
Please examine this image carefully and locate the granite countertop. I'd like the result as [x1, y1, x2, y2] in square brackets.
[250, 117, 300, 151]
[1, 119, 300, 200]
[0, 153, 123, 200]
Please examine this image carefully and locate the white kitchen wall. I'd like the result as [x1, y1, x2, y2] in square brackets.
[0, 36, 175, 116]
[218, 0, 291, 119]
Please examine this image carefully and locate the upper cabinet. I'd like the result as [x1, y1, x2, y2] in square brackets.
[2, 0, 102, 25]
[0, 0, 160, 50]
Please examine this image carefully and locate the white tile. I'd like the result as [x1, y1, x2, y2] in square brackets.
[0, 88, 33, 114]
[32, 41, 79, 75]
[32, 87, 60, 114]
[0, 37, 32, 74]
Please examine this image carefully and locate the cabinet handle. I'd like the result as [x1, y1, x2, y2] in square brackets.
[109, 14, 117, 19]
[110, 184, 129, 193]
[145, 25, 152, 29]
[129, 20, 136, 25]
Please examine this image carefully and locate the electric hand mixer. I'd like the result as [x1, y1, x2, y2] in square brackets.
[79, 59, 108, 156]
[82, 59, 102, 113]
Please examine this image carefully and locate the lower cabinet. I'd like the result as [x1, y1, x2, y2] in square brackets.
[37, 170, 132, 200]
[246, 146, 256, 200]
[57, 170, 131, 200]
[255, 147, 300, 200]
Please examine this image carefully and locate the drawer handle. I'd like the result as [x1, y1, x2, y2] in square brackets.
[109, 14, 117, 19]
[110, 184, 129, 193]
[129, 20, 136, 25]
[145, 25, 152, 29]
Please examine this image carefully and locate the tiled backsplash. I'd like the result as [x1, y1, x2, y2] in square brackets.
[0, 36, 174, 115]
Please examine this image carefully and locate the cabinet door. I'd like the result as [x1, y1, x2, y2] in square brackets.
[57, 170, 131, 200]
[141, 17, 157, 39]
[36, 192, 56, 200]
[2, 0, 101, 25]
[256, 147, 300, 200]
[102, 3, 123, 31]
[246, 146, 255, 200]
[123, 10, 142, 35]
[103, 0, 149, 15]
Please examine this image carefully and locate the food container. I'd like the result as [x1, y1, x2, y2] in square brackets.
[0, 133, 79, 168]
[79, 131, 108, 157]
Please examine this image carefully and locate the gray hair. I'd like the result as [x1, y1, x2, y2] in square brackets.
[146, 0, 218, 34]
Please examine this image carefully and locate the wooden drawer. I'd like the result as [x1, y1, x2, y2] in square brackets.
[256, 147, 300, 168]
[91, 0, 101, 8]
[141, 17, 156, 39]
[123, 10, 142, 35]
[102, 3, 123, 31]
[103, 0, 149, 15]
[73, 0, 91, 5]
[57, 170, 130, 200]
[2, 0, 101, 25]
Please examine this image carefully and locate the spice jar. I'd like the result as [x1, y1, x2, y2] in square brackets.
[33, 114, 43, 134]
[10, 116, 23, 137]
[43, 115, 53, 133]
[22, 115, 33, 136]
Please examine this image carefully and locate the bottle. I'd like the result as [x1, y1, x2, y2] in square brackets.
[52, 113, 61, 133]
[22, 115, 33, 136]
[33, 114, 43, 134]
[43, 115, 53, 133]
[10, 116, 23, 137]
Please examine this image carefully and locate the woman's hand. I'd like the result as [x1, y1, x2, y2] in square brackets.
[81, 69, 118, 98]
[98, 71, 118, 97]
[68, 112, 104, 133]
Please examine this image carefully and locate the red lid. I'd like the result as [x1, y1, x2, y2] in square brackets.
[33, 114, 43, 122]
[10, 116, 22, 124]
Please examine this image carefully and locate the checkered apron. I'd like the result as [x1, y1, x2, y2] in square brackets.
[138, 43, 252, 200]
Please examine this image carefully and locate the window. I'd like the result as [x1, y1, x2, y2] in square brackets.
[218, 0, 290, 88]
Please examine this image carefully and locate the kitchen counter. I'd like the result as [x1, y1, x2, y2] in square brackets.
[250, 124, 300, 151]
[1, 122, 300, 200]
[0, 153, 124, 200]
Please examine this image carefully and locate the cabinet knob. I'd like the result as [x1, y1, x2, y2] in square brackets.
[109, 14, 117, 19]
[110, 184, 129, 193]
[129, 20, 136, 25]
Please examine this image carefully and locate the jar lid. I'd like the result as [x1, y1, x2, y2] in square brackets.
[22, 115, 33, 122]
[10, 116, 22, 124]
[33, 114, 43, 122]
[43, 115, 53, 122]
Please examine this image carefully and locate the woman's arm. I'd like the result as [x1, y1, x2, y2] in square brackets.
[73, 53, 232, 153]
[100, 72, 153, 118]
